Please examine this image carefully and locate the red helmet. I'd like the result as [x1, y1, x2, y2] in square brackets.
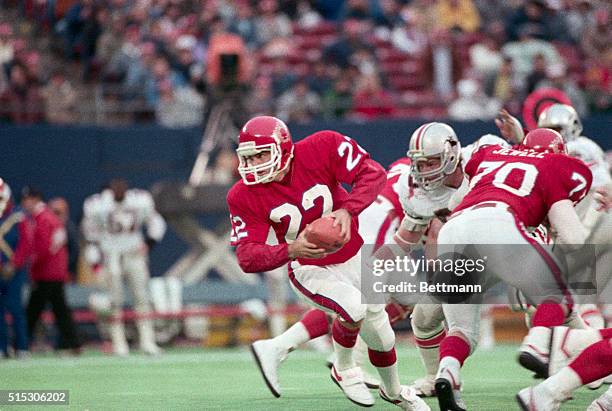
[236, 116, 294, 184]
[522, 128, 567, 154]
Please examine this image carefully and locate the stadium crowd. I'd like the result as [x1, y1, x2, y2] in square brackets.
[0, 0, 610, 126]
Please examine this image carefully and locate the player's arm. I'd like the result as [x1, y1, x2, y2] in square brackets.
[545, 156, 593, 246]
[81, 197, 104, 268]
[547, 200, 588, 245]
[495, 108, 525, 144]
[142, 193, 167, 249]
[323, 132, 386, 240]
[228, 191, 325, 273]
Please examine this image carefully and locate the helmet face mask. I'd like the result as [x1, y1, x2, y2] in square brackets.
[236, 116, 293, 185]
[408, 123, 461, 191]
[537, 104, 582, 142]
[237, 142, 282, 185]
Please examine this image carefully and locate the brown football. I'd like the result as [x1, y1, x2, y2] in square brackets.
[304, 216, 348, 252]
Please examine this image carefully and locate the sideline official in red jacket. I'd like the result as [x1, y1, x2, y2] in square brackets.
[21, 187, 80, 352]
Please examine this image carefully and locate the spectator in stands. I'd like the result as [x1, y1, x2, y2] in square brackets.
[229, 2, 258, 49]
[21, 186, 80, 354]
[244, 76, 275, 117]
[501, 24, 563, 80]
[294, 0, 323, 29]
[0, 180, 32, 359]
[506, 0, 554, 41]
[254, 0, 292, 46]
[435, 0, 481, 33]
[407, 0, 438, 35]
[41, 69, 77, 124]
[525, 53, 548, 94]
[581, 8, 611, 62]
[48, 198, 79, 281]
[351, 47, 378, 76]
[352, 73, 394, 119]
[95, 13, 125, 70]
[492, 56, 520, 102]
[0, 63, 44, 124]
[472, 0, 512, 24]
[429, 28, 458, 101]
[564, 0, 595, 44]
[372, 0, 402, 31]
[123, 41, 157, 101]
[391, 8, 429, 56]
[469, 29, 504, 86]
[0, 23, 13, 69]
[172, 35, 197, 84]
[306, 61, 333, 96]
[276, 79, 321, 123]
[342, 0, 371, 21]
[583, 56, 611, 113]
[448, 77, 501, 120]
[322, 75, 353, 119]
[324, 18, 371, 68]
[269, 57, 296, 97]
[155, 79, 205, 128]
[144, 56, 185, 109]
[536, 64, 589, 116]
[104, 24, 142, 83]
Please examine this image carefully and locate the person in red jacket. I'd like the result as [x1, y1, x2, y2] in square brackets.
[21, 187, 80, 352]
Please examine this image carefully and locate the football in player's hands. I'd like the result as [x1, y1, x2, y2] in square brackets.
[304, 216, 347, 252]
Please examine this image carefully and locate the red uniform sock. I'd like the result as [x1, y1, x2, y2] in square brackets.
[439, 335, 471, 366]
[532, 303, 565, 327]
[332, 318, 359, 348]
[569, 339, 612, 384]
[300, 309, 329, 339]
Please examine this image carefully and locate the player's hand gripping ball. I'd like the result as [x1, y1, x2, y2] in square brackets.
[304, 216, 348, 252]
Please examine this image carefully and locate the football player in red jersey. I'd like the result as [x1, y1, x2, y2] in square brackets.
[227, 116, 429, 410]
[517, 326, 612, 410]
[431, 128, 593, 411]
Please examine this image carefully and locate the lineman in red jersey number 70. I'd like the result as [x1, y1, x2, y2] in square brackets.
[431, 128, 593, 411]
[226, 116, 430, 410]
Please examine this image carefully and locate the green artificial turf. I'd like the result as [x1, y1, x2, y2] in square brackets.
[0, 344, 604, 410]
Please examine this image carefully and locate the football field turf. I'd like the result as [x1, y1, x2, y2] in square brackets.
[1, 344, 603, 410]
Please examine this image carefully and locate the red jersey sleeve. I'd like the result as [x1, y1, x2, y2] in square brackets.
[315, 131, 386, 215]
[227, 185, 289, 273]
[542, 154, 593, 208]
[12, 216, 33, 269]
[463, 144, 488, 180]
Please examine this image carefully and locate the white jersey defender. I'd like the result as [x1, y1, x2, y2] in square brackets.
[82, 184, 166, 356]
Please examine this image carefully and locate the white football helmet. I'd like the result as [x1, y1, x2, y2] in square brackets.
[537, 104, 582, 142]
[0, 178, 11, 216]
[407, 122, 461, 190]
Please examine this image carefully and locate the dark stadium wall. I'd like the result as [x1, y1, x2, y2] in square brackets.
[1, 117, 610, 276]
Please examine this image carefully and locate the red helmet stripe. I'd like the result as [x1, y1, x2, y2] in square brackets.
[414, 123, 433, 151]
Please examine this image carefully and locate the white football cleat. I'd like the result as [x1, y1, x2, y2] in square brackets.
[330, 364, 375, 407]
[409, 376, 436, 397]
[250, 339, 287, 398]
[587, 386, 612, 411]
[516, 385, 562, 411]
[380, 385, 431, 411]
[141, 342, 162, 356]
[435, 368, 466, 411]
[113, 340, 129, 357]
[518, 326, 551, 377]
[548, 327, 572, 377]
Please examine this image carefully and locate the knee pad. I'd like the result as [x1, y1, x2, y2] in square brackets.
[410, 304, 445, 339]
[359, 307, 395, 352]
